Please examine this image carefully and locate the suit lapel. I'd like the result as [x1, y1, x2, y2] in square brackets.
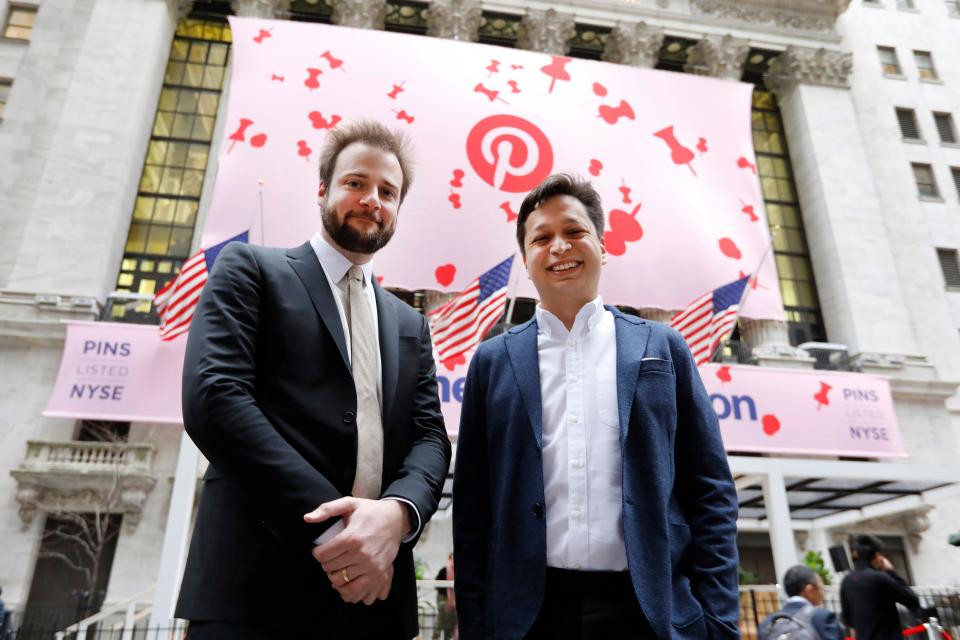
[285, 242, 350, 370]
[373, 278, 399, 423]
[504, 320, 544, 450]
[609, 307, 651, 437]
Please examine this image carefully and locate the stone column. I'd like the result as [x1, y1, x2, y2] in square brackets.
[763, 46, 920, 359]
[601, 21, 664, 68]
[426, 0, 482, 41]
[683, 33, 749, 80]
[331, 0, 388, 29]
[740, 318, 814, 369]
[517, 8, 575, 55]
[230, 0, 292, 18]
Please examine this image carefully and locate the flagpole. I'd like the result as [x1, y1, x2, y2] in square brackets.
[504, 252, 523, 324]
[708, 229, 778, 363]
[257, 179, 266, 246]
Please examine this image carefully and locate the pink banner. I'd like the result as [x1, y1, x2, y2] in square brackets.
[701, 363, 906, 458]
[43, 322, 186, 424]
[206, 17, 784, 320]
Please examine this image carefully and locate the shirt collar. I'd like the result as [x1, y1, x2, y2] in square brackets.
[786, 595, 812, 605]
[310, 232, 374, 287]
[535, 296, 605, 340]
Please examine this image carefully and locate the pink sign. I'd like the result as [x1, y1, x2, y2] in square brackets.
[43, 322, 186, 424]
[701, 363, 906, 458]
[206, 17, 784, 320]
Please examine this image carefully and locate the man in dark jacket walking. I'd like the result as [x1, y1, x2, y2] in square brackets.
[840, 535, 920, 640]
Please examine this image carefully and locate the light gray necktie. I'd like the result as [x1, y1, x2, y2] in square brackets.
[346, 265, 383, 499]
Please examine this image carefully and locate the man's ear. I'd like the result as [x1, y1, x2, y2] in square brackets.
[600, 237, 607, 265]
[318, 182, 328, 201]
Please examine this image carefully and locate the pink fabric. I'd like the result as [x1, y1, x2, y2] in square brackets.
[701, 363, 906, 458]
[205, 17, 783, 320]
[43, 321, 186, 424]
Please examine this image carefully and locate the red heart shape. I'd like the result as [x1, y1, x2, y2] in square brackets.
[761, 414, 780, 436]
[588, 159, 603, 177]
[718, 237, 741, 260]
[441, 353, 466, 371]
[435, 264, 456, 286]
[716, 365, 731, 383]
[592, 82, 608, 97]
[250, 133, 268, 148]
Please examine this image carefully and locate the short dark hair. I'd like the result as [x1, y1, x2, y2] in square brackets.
[782, 565, 819, 597]
[852, 534, 883, 564]
[318, 119, 415, 202]
[515, 174, 605, 254]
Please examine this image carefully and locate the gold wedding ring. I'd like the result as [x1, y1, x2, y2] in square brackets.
[341, 568, 351, 583]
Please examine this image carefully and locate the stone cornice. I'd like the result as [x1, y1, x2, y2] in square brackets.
[684, 33, 750, 80]
[601, 21, 664, 68]
[231, 0, 293, 18]
[426, 0, 483, 41]
[690, 0, 852, 32]
[331, 0, 388, 29]
[764, 45, 853, 93]
[518, 8, 576, 55]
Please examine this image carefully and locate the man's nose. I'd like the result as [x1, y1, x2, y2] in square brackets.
[550, 237, 571, 254]
[359, 188, 381, 210]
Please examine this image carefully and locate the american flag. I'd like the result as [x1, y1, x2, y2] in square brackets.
[428, 256, 514, 366]
[669, 274, 751, 366]
[153, 231, 249, 341]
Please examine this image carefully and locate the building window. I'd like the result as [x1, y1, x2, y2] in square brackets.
[384, 1, 428, 35]
[751, 89, 827, 344]
[895, 108, 922, 140]
[656, 37, 698, 73]
[112, 18, 231, 323]
[289, 0, 333, 22]
[477, 11, 522, 48]
[912, 163, 940, 198]
[568, 24, 610, 61]
[0, 79, 10, 120]
[914, 50, 938, 80]
[951, 167, 960, 199]
[937, 248, 960, 288]
[2, 4, 36, 40]
[877, 46, 901, 75]
[934, 112, 957, 144]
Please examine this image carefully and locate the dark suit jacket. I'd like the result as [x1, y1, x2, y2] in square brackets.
[174, 242, 451, 637]
[840, 567, 919, 640]
[758, 600, 842, 640]
[452, 307, 739, 640]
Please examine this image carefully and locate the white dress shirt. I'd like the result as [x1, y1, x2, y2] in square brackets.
[309, 233, 420, 543]
[537, 297, 628, 571]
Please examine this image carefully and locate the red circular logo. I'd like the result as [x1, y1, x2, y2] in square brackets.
[465, 115, 554, 193]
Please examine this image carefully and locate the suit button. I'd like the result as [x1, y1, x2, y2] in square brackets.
[532, 502, 544, 518]
[342, 411, 355, 423]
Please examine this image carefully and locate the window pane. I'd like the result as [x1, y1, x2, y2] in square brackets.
[934, 113, 957, 143]
[126, 224, 149, 252]
[175, 200, 198, 225]
[146, 226, 172, 254]
[896, 108, 921, 139]
[181, 170, 205, 197]
[169, 228, 194, 257]
[134, 197, 155, 221]
[139, 165, 161, 192]
[188, 42, 209, 64]
[154, 198, 176, 223]
[208, 43, 229, 66]
[10, 8, 37, 27]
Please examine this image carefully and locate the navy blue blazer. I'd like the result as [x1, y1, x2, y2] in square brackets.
[453, 307, 740, 639]
[759, 600, 843, 640]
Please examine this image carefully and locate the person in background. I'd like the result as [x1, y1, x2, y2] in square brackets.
[759, 565, 841, 640]
[840, 534, 920, 640]
[433, 554, 458, 640]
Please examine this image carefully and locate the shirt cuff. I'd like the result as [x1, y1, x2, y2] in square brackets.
[383, 496, 421, 543]
[312, 519, 345, 546]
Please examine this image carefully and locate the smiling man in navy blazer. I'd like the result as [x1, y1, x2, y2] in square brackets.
[453, 174, 740, 639]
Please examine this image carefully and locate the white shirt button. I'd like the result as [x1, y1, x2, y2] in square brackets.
[568, 415, 580, 424]
[571, 508, 583, 520]
[568, 373, 579, 382]
[572, 458, 584, 469]
[568, 338, 577, 348]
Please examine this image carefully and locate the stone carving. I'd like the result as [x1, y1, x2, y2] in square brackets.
[740, 318, 814, 364]
[684, 34, 750, 80]
[426, 0, 482, 41]
[602, 22, 665, 68]
[331, 0, 388, 29]
[690, 0, 852, 32]
[517, 9, 576, 55]
[13, 479, 156, 532]
[231, 0, 292, 18]
[765, 46, 853, 93]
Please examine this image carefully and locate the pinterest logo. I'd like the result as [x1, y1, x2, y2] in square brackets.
[465, 115, 554, 193]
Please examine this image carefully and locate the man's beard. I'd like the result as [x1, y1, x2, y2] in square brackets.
[321, 203, 396, 254]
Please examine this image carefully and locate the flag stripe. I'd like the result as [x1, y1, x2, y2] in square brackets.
[669, 275, 750, 367]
